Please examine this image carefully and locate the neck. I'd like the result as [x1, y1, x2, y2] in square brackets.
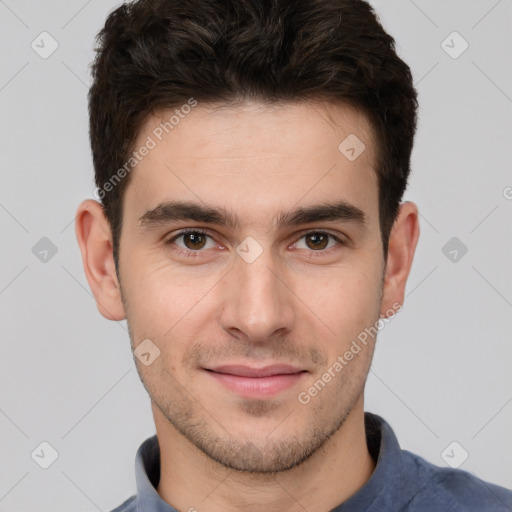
[154, 398, 375, 512]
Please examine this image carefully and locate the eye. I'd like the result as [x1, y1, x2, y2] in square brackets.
[293, 231, 343, 253]
[164, 229, 344, 258]
[166, 229, 217, 255]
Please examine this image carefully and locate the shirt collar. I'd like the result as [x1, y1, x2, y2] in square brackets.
[134, 433, 176, 511]
[133, 412, 406, 511]
[331, 412, 408, 511]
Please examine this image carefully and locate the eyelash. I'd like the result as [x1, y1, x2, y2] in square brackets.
[165, 228, 345, 259]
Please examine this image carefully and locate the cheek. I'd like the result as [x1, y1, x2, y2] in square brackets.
[299, 266, 381, 342]
[122, 244, 383, 352]
[123, 265, 222, 363]
[124, 259, 200, 320]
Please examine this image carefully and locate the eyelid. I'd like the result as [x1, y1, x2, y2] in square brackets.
[166, 228, 345, 244]
[290, 229, 345, 254]
[295, 228, 345, 243]
[166, 228, 218, 247]
[165, 227, 346, 256]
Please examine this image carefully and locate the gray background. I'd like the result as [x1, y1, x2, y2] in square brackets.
[0, 0, 511, 510]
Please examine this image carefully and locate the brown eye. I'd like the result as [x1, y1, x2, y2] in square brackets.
[182, 232, 207, 250]
[166, 229, 215, 253]
[293, 231, 343, 255]
[305, 233, 329, 250]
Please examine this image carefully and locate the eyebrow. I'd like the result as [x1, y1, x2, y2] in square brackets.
[137, 199, 368, 231]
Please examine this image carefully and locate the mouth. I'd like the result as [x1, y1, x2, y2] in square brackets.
[203, 364, 308, 398]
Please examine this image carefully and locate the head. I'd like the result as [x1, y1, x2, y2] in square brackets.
[77, 0, 420, 473]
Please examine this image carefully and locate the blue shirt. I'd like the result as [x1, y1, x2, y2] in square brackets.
[111, 412, 512, 511]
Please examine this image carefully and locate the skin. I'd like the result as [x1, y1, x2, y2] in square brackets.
[75, 99, 419, 512]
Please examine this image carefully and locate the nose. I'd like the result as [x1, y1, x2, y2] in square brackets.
[219, 245, 296, 344]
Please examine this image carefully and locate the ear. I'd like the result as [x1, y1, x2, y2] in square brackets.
[75, 199, 126, 321]
[380, 201, 420, 317]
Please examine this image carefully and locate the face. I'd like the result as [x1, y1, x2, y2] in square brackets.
[115, 100, 389, 472]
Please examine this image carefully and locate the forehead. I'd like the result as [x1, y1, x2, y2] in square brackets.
[141, 99, 376, 161]
[123, 99, 379, 230]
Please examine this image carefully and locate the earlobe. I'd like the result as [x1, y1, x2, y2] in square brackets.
[380, 201, 420, 317]
[75, 199, 126, 321]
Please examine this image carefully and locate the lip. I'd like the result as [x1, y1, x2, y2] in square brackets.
[203, 364, 307, 398]
[207, 364, 304, 377]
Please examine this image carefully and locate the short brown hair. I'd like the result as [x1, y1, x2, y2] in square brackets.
[88, 0, 418, 272]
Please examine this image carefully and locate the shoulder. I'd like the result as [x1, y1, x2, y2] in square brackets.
[109, 495, 136, 512]
[401, 449, 512, 511]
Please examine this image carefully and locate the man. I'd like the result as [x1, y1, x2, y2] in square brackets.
[75, 0, 512, 510]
